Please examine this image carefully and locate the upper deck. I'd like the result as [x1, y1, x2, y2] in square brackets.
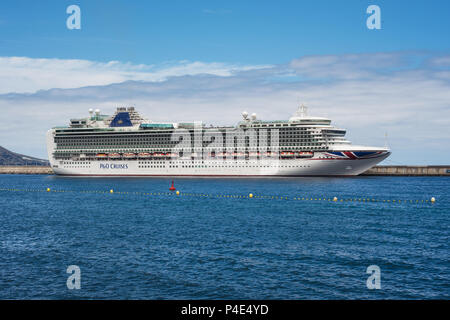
[56, 105, 341, 133]
[49, 105, 355, 159]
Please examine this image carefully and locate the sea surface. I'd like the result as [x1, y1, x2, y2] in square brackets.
[0, 174, 448, 299]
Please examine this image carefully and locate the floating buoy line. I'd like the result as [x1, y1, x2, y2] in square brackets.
[0, 187, 437, 205]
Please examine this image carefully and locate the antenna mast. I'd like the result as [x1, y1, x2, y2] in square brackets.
[299, 103, 307, 117]
[384, 132, 389, 149]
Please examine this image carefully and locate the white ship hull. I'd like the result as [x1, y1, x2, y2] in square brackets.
[49, 154, 390, 177]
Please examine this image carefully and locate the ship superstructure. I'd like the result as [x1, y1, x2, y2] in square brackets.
[46, 105, 390, 176]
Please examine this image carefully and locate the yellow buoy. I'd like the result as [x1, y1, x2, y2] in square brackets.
[431, 197, 436, 203]
[110, 189, 114, 194]
[333, 197, 338, 202]
[176, 191, 180, 195]
[46, 188, 51, 192]
[249, 193, 253, 198]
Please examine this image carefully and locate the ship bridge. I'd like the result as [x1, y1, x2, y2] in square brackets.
[106, 107, 145, 127]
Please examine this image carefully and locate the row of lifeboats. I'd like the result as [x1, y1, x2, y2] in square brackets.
[96, 152, 177, 159]
[280, 151, 314, 158]
[96, 151, 314, 159]
[213, 151, 313, 158]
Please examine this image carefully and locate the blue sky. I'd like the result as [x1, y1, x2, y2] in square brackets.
[1, 0, 449, 64]
[0, 1, 449, 164]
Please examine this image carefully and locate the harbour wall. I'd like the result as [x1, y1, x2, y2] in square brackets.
[0, 166, 54, 175]
[362, 165, 450, 176]
[0, 165, 449, 176]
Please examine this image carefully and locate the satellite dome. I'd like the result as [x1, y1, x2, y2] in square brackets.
[251, 113, 257, 120]
[242, 111, 248, 119]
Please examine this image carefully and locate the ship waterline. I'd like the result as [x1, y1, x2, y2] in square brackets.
[46, 105, 390, 176]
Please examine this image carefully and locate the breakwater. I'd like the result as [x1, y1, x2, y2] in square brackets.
[362, 165, 450, 176]
[0, 166, 54, 175]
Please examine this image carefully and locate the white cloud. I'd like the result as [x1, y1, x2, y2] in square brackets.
[0, 56, 271, 94]
[289, 52, 410, 80]
[0, 52, 449, 165]
[429, 56, 450, 67]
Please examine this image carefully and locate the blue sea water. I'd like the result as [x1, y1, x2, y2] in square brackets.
[0, 174, 448, 300]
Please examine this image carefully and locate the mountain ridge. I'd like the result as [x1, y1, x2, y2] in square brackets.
[0, 146, 49, 166]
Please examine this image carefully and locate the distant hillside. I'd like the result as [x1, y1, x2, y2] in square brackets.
[0, 146, 49, 166]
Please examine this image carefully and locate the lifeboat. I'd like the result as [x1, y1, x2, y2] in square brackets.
[298, 152, 314, 158]
[153, 153, 164, 158]
[108, 153, 121, 159]
[96, 153, 107, 158]
[138, 152, 151, 158]
[281, 151, 295, 158]
[123, 153, 136, 158]
[166, 153, 177, 158]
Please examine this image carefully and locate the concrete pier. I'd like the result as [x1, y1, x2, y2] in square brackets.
[0, 166, 54, 175]
[362, 165, 450, 176]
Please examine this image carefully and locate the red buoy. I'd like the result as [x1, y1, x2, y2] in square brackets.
[169, 180, 176, 191]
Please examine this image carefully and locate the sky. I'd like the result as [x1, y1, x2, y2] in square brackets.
[0, 0, 449, 164]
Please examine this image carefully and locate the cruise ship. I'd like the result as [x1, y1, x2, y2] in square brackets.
[46, 105, 390, 176]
